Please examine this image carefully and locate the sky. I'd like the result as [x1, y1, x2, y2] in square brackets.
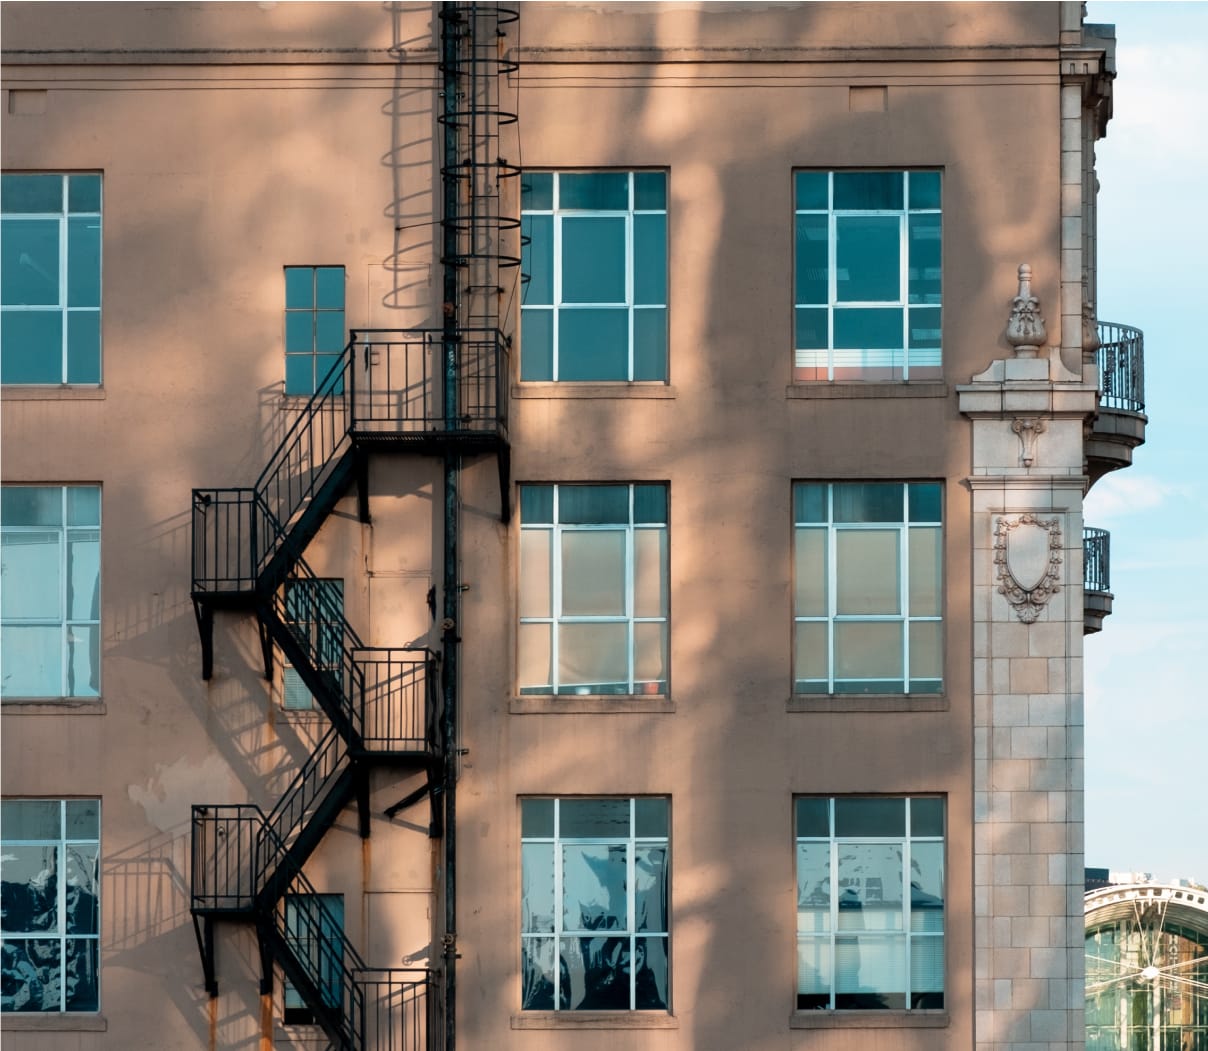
[1082, 2, 1208, 883]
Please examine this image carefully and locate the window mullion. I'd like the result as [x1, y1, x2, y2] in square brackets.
[58, 799, 68, 1011]
[59, 193, 69, 382]
[59, 488, 69, 697]
[552, 799, 563, 1009]
[551, 524, 563, 693]
[552, 208, 562, 380]
[628, 799, 637, 1009]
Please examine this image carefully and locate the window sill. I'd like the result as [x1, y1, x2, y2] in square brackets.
[791, 1009, 948, 1029]
[512, 383, 675, 400]
[512, 1012, 677, 1030]
[787, 694, 946, 713]
[1, 1013, 108, 1031]
[786, 381, 947, 400]
[1, 698, 106, 715]
[510, 695, 675, 715]
[2, 385, 106, 401]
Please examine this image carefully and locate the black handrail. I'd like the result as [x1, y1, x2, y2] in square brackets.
[1096, 321, 1145, 414]
[1084, 527, 1111, 594]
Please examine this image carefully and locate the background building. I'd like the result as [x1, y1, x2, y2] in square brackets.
[1, 4, 1142, 1049]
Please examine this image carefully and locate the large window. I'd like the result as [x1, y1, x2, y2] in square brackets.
[521, 171, 667, 382]
[282, 579, 344, 711]
[1, 486, 101, 699]
[1, 173, 102, 384]
[519, 484, 668, 696]
[793, 482, 941, 695]
[0, 799, 100, 1013]
[796, 796, 944, 1011]
[285, 266, 346, 395]
[521, 797, 669, 1012]
[794, 170, 941, 381]
[283, 894, 344, 1025]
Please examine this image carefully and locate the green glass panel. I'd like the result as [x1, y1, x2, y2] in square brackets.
[561, 529, 625, 616]
[635, 851, 669, 932]
[633, 171, 666, 210]
[1, 485, 62, 526]
[1, 529, 60, 618]
[521, 214, 553, 305]
[908, 171, 941, 210]
[633, 214, 665, 304]
[908, 214, 941, 304]
[1, 174, 62, 213]
[314, 311, 345, 353]
[836, 529, 899, 615]
[908, 306, 942, 349]
[68, 175, 102, 213]
[521, 798, 555, 838]
[834, 621, 902, 680]
[285, 311, 313, 353]
[633, 484, 667, 524]
[522, 842, 555, 932]
[836, 215, 899, 302]
[1, 313, 61, 383]
[0, 799, 61, 839]
[635, 797, 668, 838]
[65, 940, 99, 1010]
[794, 484, 827, 524]
[907, 483, 942, 523]
[520, 308, 553, 380]
[908, 527, 942, 616]
[65, 844, 99, 933]
[794, 528, 827, 616]
[559, 172, 628, 210]
[284, 267, 314, 309]
[314, 267, 344, 308]
[66, 312, 101, 384]
[2, 218, 61, 305]
[520, 485, 554, 524]
[67, 217, 101, 307]
[835, 797, 905, 837]
[67, 624, 100, 696]
[909, 620, 942, 682]
[559, 485, 628, 524]
[561, 216, 625, 303]
[0, 625, 61, 697]
[911, 797, 944, 837]
[795, 171, 828, 210]
[521, 171, 553, 210]
[834, 171, 903, 210]
[633, 308, 666, 381]
[560, 798, 630, 838]
[795, 307, 827, 351]
[795, 213, 828, 305]
[832, 483, 902, 523]
[314, 354, 341, 392]
[284, 353, 315, 395]
[834, 307, 903, 349]
[795, 798, 830, 838]
[67, 533, 100, 619]
[558, 309, 627, 381]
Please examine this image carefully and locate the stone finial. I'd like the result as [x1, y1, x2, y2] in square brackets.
[1005, 263, 1047, 357]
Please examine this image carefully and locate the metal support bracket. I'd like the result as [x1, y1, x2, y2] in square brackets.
[194, 599, 214, 681]
[355, 764, 371, 839]
[255, 917, 275, 996]
[355, 446, 371, 525]
[256, 613, 274, 683]
[497, 444, 511, 524]
[192, 914, 218, 998]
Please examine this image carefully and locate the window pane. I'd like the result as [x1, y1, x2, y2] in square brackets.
[521, 214, 553, 304]
[911, 935, 944, 1002]
[521, 798, 554, 838]
[835, 933, 905, 1006]
[557, 622, 627, 692]
[67, 488, 101, 527]
[908, 527, 941, 616]
[520, 485, 554, 524]
[2, 174, 62, 213]
[633, 529, 666, 617]
[633, 621, 666, 685]
[65, 843, 99, 934]
[557, 309, 628, 380]
[797, 937, 831, 1006]
[836, 530, 899, 615]
[910, 841, 944, 929]
[633, 485, 667, 524]
[0, 626, 60, 696]
[1, 845, 59, 931]
[909, 620, 942, 682]
[314, 267, 344, 308]
[833, 171, 903, 210]
[65, 939, 99, 1011]
[635, 846, 668, 932]
[284, 268, 314, 308]
[66, 312, 101, 383]
[908, 171, 941, 210]
[794, 528, 827, 616]
[521, 171, 553, 210]
[67, 532, 100, 620]
[836, 216, 899, 302]
[795, 214, 828, 305]
[794, 307, 827, 351]
[1, 800, 60, 840]
[522, 842, 555, 933]
[634, 798, 668, 838]
[559, 172, 628, 211]
[795, 171, 828, 210]
[907, 214, 941, 304]
[284, 353, 315, 396]
[908, 306, 941, 352]
[1, 218, 60, 305]
[285, 311, 313, 353]
[794, 622, 828, 689]
[633, 171, 666, 210]
[66, 624, 100, 696]
[67, 217, 101, 307]
[633, 214, 666, 304]
[911, 798, 944, 838]
[560, 799, 630, 839]
[520, 529, 552, 618]
[559, 485, 628, 525]
[835, 797, 905, 837]
[794, 484, 827, 524]
[834, 621, 902, 681]
[837, 844, 903, 929]
[1, 530, 61, 617]
[3, 487, 62, 527]
[3, 939, 61, 1011]
[521, 939, 557, 1010]
[561, 530, 625, 616]
[562, 843, 628, 933]
[68, 175, 102, 213]
[635, 937, 669, 1009]
[833, 483, 902, 523]
[633, 308, 666, 381]
[520, 308, 553, 380]
[561, 216, 625, 303]
[834, 307, 902, 350]
[1, 312, 63, 383]
[314, 311, 345, 353]
[797, 841, 831, 925]
[518, 622, 551, 691]
[795, 799, 830, 838]
[908, 483, 942, 524]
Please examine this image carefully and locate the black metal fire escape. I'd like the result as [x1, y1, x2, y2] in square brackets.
[187, 6, 518, 1049]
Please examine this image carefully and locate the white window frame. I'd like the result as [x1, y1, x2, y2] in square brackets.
[0, 173, 103, 385]
[0, 798, 101, 1013]
[795, 796, 944, 1012]
[794, 170, 941, 381]
[521, 797, 670, 1012]
[793, 482, 942, 696]
[0, 485, 102, 699]
[518, 483, 668, 696]
[521, 171, 667, 382]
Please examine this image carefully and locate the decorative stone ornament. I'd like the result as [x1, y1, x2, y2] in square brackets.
[1081, 276, 1100, 363]
[994, 513, 1063, 622]
[1011, 417, 1045, 467]
[1005, 263, 1047, 357]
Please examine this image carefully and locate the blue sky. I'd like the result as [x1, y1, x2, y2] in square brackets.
[1083, 2, 1208, 882]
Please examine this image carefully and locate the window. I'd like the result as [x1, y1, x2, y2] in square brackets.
[283, 894, 344, 1024]
[284, 266, 346, 395]
[793, 482, 941, 695]
[281, 579, 344, 711]
[796, 796, 944, 1011]
[519, 484, 668, 696]
[521, 798, 669, 1012]
[794, 170, 941, 381]
[521, 171, 667, 382]
[0, 799, 100, 1013]
[1, 486, 101, 699]
[1, 173, 102, 384]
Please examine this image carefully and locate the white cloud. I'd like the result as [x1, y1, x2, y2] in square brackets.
[1083, 472, 1180, 520]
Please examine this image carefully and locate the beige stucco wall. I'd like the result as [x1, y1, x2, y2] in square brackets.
[0, 3, 1091, 1049]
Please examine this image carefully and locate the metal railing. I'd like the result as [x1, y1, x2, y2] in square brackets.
[1084, 527, 1111, 594]
[1096, 321, 1145, 414]
[356, 968, 441, 1051]
[353, 648, 440, 753]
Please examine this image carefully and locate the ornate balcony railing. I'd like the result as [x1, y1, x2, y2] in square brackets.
[1096, 321, 1145, 414]
[1083, 527, 1111, 594]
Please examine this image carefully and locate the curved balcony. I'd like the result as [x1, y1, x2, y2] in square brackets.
[1087, 321, 1147, 486]
[1083, 527, 1113, 634]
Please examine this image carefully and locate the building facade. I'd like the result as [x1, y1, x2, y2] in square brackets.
[0, 4, 1144, 1049]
